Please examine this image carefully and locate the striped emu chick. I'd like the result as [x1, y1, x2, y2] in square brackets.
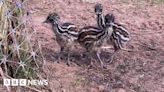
[105, 14, 130, 62]
[106, 19, 130, 50]
[77, 24, 113, 68]
[44, 13, 79, 66]
[94, 3, 130, 63]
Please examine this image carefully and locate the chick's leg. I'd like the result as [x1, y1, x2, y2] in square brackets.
[86, 51, 94, 69]
[66, 49, 71, 66]
[96, 50, 106, 69]
[58, 46, 64, 63]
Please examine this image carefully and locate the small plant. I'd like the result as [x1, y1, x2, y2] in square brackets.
[0, 0, 45, 91]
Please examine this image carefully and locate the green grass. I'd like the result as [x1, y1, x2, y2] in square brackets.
[0, 0, 45, 91]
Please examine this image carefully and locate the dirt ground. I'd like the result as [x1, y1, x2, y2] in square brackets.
[2, 0, 164, 92]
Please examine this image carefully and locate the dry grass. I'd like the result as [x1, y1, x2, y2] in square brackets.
[0, 0, 46, 91]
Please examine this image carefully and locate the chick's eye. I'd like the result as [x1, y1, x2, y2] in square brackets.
[50, 18, 54, 22]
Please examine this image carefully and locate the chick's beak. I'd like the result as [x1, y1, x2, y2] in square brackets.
[43, 20, 49, 23]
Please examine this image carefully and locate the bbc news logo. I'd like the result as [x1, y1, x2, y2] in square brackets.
[3, 79, 48, 86]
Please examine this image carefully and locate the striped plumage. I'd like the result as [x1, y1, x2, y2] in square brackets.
[94, 3, 105, 30]
[44, 13, 78, 65]
[78, 26, 104, 51]
[95, 4, 130, 63]
[78, 23, 113, 68]
[105, 14, 130, 51]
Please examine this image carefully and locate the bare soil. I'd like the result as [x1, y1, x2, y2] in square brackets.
[3, 0, 164, 92]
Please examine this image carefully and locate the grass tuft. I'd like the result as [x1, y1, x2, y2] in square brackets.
[0, 0, 46, 91]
